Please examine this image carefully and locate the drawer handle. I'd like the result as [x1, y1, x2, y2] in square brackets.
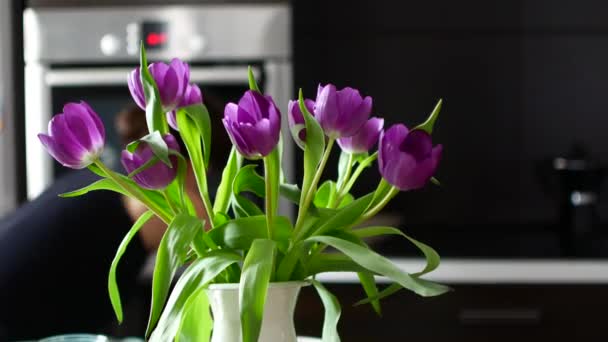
[459, 308, 541, 325]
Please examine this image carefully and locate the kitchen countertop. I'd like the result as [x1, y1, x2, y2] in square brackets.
[316, 258, 608, 284]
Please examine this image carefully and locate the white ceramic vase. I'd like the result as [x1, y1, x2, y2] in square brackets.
[205, 281, 306, 342]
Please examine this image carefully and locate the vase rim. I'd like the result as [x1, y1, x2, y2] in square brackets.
[206, 280, 310, 290]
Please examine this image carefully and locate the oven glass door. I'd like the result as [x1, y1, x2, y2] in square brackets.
[47, 65, 259, 180]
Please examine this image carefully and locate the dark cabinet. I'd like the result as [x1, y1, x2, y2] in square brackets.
[294, 283, 608, 341]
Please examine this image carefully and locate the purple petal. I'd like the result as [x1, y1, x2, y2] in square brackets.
[400, 129, 433, 161]
[48, 114, 90, 162]
[38, 134, 84, 169]
[157, 66, 180, 111]
[178, 84, 203, 107]
[237, 91, 264, 122]
[79, 101, 105, 144]
[337, 117, 383, 153]
[167, 111, 179, 131]
[223, 117, 254, 157]
[238, 118, 279, 157]
[127, 68, 145, 109]
[315, 84, 339, 137]
[169, 58, 190, 93]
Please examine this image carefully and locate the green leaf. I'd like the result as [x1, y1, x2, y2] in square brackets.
[248, 65, 261, 92]
[108, 210, 154, 323]
[150, 250, 241, 342]
[146, 214, 204, 337]
[175, 286, 212, 342]
[87, 164, 105, 177]
[139, 42, 168, 134]
[234, 165, 265, 198]
[214, 147, 240, 214]
[280, 182, 301, 204]
[308, 193, 374, 238]
[141, 131, 172, 166]
[208, 215, 291, 253]
[306, 236, 450, 297]
[239, 239, 277, 342]
[306, 253, 369, 275]
[233, 194, 264, 218]
[354, 283, 401, 307]
[337, 151, 351, 189]
[414, 98, 442, 135]
[351, 226, 440, 276]
[357, 272, 381, 316]
[60, 178, 126, 198]
[314, 180, 337, 208]
[181, 103, 213, 168]
[298, 88, 326, 209]
[431, 177, 441, 186]
[311, 279, 341, 342]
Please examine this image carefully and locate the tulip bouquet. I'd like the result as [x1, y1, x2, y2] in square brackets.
[38, 45, 448, 342]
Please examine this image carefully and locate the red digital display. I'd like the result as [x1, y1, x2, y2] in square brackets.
[146, 32, 167, 46]
[142, 21, 167, 50]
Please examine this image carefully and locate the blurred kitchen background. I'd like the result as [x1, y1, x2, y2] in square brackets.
[1, 0, 608, 341]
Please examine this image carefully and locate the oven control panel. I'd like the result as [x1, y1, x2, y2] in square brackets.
[24, 5, 291, 63]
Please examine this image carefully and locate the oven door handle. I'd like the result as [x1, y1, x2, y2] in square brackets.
[45, 65, 260, 86]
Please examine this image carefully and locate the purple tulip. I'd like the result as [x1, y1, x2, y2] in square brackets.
[121, 134, 181, 190]
[128, 58, 190, 113]
[287, 98, 315, 149]
[337, 117, 384, 154]
[167, 83, 204, 130]
[38, 101, 105, 169]
[223, 90, 281, 159]
[378, 124, 442, 191]
[314, 84, 372, 139]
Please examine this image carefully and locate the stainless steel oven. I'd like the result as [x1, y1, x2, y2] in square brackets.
[24, 4, 293, 215]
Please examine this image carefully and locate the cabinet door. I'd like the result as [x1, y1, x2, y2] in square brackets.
[295, 284, 608, 341]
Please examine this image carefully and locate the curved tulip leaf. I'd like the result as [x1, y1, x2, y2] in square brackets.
[306, 253, 369, 275]
[60, 176, 172, 220]
[314, 181, 337, 208]
[351, 226, 440, 276]
[181, 103, 212, 168]
[108, 210, 154, 323]
[233, 194, 264, 218]
[150, 250, 241, 342]
[414, 98, 442, 134]
[306, 236, 450, 297]
[248, 65, 261, 92]
[240, 239, 276, 342]
[298, 88, 326, 208]
[175, 286, 211, 342]
[139, 43, 168, 134]
[309, 193, 374, 238]
[357, 272, 381, 316]
[214, 147, 240, 214]
[146, 214, 204, 337]
[234, 165, 265, 198]
[354, 283, 402, 307]
[311, 279, 341, 342]
[208, 215, 291, 253]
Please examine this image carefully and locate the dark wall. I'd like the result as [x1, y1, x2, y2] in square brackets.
[293, 0, 608, 227]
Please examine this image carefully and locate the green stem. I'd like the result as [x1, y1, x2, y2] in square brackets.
[331, 153, 354, 208]
[162, 190, 179, 215]
[341, 152, 378, 197]
[264, 156, 274, 241]
[356, 186, 400, 224]
[293, 138, 335, 237]
[94, 160, 171, 224]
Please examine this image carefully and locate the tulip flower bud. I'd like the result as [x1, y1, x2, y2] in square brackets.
[167, 83, 204, 130]
[337, 117, 384, 154]
[120, 134, 181, 190]
[287, 98, 315, 149]
[38, 101, 105, 169]
[314, 84, 372, 139]
[128, 58, 190, 113]
[378, 124, 442, 191]
[223, 90, 281, 159]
